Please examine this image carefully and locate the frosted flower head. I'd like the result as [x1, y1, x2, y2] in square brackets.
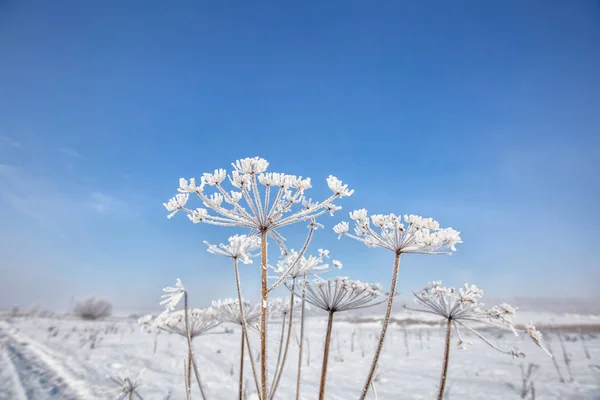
[212, 298, 262, 327]
[287, 276, 385, 313]
[154, 307, 221, 339]
[106, 369, 145, 400]
[204, 234, 261, 264]
[407, 281, 524, 357]
[159, 279, 185, 313]
[334, 211, 461, 255]
[165, 157, 352, 251]
[163, 193, 189, 219]
[269, 296, 306, 316]
[273, 249, 339, 279]
[526, 323, 552, 357]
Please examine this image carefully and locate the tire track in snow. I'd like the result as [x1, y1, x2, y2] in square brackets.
[0, 346, 27, 400]
[0, 322, 96, 399]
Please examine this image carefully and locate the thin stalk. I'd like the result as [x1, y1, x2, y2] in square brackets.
[295, 274, 308, 400]
[270, 280, 296, 399]
[184, 359, 191, 400]
[233, 258, 261, 397]
[437, 318, 452, 400]
[260, 230, 269, 400]
[184, 292, 207, 400]
[318, 310, 335, 400]
[239, 328, 245, 400]
[270, 312, 287, 395]
[187, 350, 193, 398]
[359, 253, 402, 399]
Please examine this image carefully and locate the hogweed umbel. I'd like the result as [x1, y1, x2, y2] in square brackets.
[334, 211, 461, 399]
[406, 281, 551, 400]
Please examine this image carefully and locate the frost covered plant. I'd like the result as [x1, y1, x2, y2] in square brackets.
[334, 211, 461, 399]
[205, 236, 263, 398]
[165, 157, 353, 399]
[154, 308, 222, 339]
[287, 277, 385, 400]
[406, 281, 551, 400]
[151, 279, 207, 400]
[107, 369, 145, 400]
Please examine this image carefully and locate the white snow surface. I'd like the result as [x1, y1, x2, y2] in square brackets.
[0, 310, 599, 399]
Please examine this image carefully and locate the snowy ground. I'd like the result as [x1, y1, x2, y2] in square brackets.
[1, 310, 599, 399]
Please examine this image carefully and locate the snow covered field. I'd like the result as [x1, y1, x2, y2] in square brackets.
[1, 309, 599, 400]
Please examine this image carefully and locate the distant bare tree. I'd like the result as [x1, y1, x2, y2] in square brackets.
[73, 297, 112, 320]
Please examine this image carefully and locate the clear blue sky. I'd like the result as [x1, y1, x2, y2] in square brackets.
[1, 1, 598, 311]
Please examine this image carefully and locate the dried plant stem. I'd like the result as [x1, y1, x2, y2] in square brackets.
[318, 310, 335, 400]
[260, 230, 269, 400]
[359, 253, 402, 400]
[546, 342, 565, 383]
[270, 312, 287, 395]
[270, 281, 296, 399]
[295, 275, 308, 400]
[233, 258, 261, 397]
[183, 292, 207, 400]
[239, 329, 245, 400]
[556, 332, 574, 382]
[184, 360, 191, 400]
[437, 318, 452, 400]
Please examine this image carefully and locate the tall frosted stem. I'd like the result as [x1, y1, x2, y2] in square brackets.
[260, 230, 269, 399]
[318, 310, 335, 400]
[437, 319, 452, 400]
[359, 253, 401, 399]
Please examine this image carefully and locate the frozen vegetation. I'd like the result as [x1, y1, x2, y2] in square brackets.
[1, 157, 598, 399]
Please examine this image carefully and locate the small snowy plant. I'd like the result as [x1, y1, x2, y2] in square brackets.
[406, 281, 552, 399]
[287, 276, 386, 400]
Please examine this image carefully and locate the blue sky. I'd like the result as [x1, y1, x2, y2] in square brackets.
[1, 1, 598, 312]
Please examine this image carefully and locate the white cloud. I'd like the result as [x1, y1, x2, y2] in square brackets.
[0, 164, 130, 238]
[0, 135, 21, 148]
